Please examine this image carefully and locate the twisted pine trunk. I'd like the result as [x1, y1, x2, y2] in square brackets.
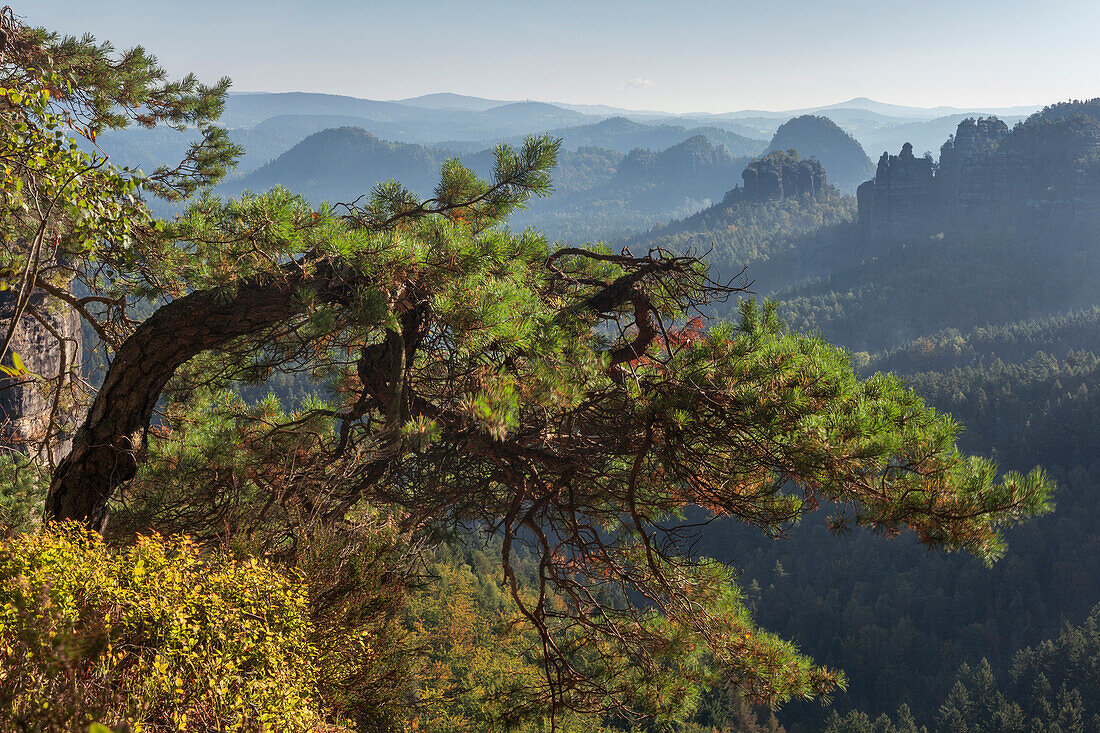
[46, 278, 308, 531]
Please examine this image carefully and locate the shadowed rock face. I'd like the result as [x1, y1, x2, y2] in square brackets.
[0, 290, 81, 462]
[857, 102, 1100, 239]
[858, 143, 935, 240]
[937, 117, 1013, 218]
[741, 150, 827, 201]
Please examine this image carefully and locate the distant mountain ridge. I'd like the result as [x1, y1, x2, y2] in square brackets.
[208, 92, 1040, 176]
[713, 96, 1041, 121]
[219, 93, 601, 145]
[478, 101, 586, 126]
[220, 126, 748, 244]
[441, 116, 766, 157]
[96, 91, 1043, 189]
[394, 93, 506, 111]
[227, 91, 1042, 128]
[819, 96, 1040, 119]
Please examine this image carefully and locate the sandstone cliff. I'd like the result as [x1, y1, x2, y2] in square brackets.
[740, 150, 827, 202]
[857, 143, 935, 240]
[0, 290, 82, 462]
[858, 100, 1100, 239]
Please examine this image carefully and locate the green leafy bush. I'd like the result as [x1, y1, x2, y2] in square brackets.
[0, 523, 329, 732]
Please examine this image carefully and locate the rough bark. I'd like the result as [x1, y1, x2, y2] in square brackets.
[45, 269, 337, 530]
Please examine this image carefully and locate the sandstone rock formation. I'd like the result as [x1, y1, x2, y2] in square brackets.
[0, 290, 82, 462]
[858, 101, 1100, 239]
[740, 150, 827, 202]
[936, 117, 1013, 217]
[857, 143, 935, 240]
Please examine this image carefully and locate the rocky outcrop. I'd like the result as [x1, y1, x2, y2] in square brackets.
[858, 143, 935, 240]
[858, 101, 1100, 239]
[936, 117, 1013, 217]
[0, 290, 81, 461]
[740, 150, 827, 201]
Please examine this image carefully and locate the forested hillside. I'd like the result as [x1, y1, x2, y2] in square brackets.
[778, 223, 1100, 352]
[621, 186, 859, 287]
[825, 604, 1100, 732]
[620, 102, 1100, 731]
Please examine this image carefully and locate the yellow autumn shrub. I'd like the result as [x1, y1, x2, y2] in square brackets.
[0, 522, 328, 732]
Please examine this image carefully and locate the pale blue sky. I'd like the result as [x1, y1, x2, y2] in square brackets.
[22, 0, 1100, 113]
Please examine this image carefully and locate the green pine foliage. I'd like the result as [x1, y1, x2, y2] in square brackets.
[0, 454, 48, 535]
